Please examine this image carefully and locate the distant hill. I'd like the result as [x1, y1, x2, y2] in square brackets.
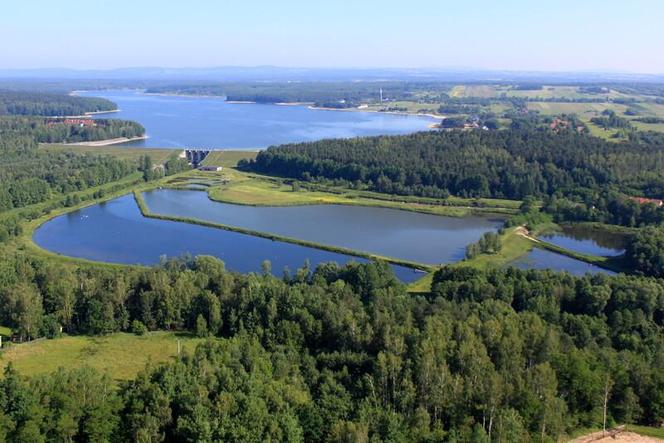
[0, 66, 663, 83]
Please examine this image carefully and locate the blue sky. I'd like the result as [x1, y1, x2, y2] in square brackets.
[1, 0, 661, 73]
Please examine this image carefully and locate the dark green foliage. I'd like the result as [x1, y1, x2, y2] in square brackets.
[0, 116, 144, 144]
[0, 90, 115, 116]
[145, 81, 451, 106]
[131, 320, 147, 336]
[591, 110, 633, 130]
[0, 115, 144, 222]
[635, 116, 664, 124]
[544, 192, 664, 228]
[465, 231, 502, 259]
[626, 226, 664, 277]
[245, 128, 664, 201]
[0, 365, 121, 442]
[1, 254, 663, 440]
[0, 133, 135, 213]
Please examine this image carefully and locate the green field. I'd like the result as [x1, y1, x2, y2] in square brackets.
[202, 149, 258, 167]
[456, 226, 535, 270]
[449, 85, 634, 101]
[0, 332, 205, 380]
[40, 143, 180, 164]
[527, 101, 628, 117]
[200, 167, 518, 217]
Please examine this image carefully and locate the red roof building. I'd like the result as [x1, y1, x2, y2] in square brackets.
[631, 197, 664, 207]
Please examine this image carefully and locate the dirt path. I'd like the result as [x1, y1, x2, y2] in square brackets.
[570, 427, 663, 442]
[514, 225, 540, 243]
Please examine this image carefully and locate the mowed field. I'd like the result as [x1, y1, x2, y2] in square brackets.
[450, 85, 634, 100]
[195, 165, 519, 217]
[0, 332, 205, 381]
[202, 149, 258, 167]
[526, 102, 629, 117]
[40, 143, 181, 164]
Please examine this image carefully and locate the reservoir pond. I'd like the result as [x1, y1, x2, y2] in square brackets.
[141, 189, 504, 265]
[509, 248, 616, 276]
[33, 194, 425, 282]
[538, 225, 626, 257]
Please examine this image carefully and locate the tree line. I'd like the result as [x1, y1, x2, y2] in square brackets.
[0, 90, 116, 116]
[243, 127, 664, 205]
[0, 116, 144, 144]
[0, 255, 662, 441]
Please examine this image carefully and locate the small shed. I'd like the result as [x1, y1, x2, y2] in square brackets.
[198, 165, 223, 172]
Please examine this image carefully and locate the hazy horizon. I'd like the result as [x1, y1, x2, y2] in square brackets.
[2, 0, 663, 74]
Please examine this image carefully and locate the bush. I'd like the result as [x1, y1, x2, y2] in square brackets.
[130, 320, 147, 336]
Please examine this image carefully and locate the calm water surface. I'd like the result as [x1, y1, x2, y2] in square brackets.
[539, 225, 626, 257]
[509, 248, 616, 276]
[142, 189, 504, 265]
[78, 90, 436, 148]
[33, 195, 423, 282]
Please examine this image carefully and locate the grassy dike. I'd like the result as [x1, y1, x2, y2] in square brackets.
[133, 190, 434, 272]
[199, 166, 520, 218]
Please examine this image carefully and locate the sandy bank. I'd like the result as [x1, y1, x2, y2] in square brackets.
[308, 105, 444, 120]
[64, 136, 149, 147]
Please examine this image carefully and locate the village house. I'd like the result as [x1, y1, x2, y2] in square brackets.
[631, 196, 664, 207]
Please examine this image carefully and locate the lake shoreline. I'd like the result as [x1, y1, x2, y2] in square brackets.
[307, 104, 445, 121]
[63, 135, 149, 146]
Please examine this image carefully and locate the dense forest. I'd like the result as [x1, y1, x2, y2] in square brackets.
[0, 116, 145, 143]
[145, 82, 451, 106]
[0, 134, 134, 213]
[244, 128, 664, 226]
[0, 256, 662, 441]
[0, 116, 147, 215]
[0, 90, 116, 116]
[246, 129, 664, 200]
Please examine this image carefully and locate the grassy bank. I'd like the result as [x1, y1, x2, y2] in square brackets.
[133, 191, 434, 272]
[456, 226, 536, 270]
[0, 332, 205, 381]
[535, 237, 627, 273]
[202, 150, 258, 167]
[200, 167, 518, 218]
[458, 222, 627, 274]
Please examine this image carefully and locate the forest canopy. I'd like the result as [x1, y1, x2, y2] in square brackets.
[0, 256, 662, 441]
[0, 90, 116, 116]
[244, 128, 664, 200]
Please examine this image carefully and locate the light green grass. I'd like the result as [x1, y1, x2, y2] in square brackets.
[632, 121, 664, 132]
[203, 150, 258, 167]
[449, 85, 634, 100]
[362, 100, 441, 115]
[407, 271, 435, 293]
[40, 143, 180, 164]
[457, 227, 535, 270]
[198, 168, 519, 217]
[0, 332, 205, 381]
[527, 101, 629, 117]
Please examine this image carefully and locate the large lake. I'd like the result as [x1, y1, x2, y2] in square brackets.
[33, 194, 424, 282]
[77, 90, 436, 148]
[142, 189, 504, 265]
